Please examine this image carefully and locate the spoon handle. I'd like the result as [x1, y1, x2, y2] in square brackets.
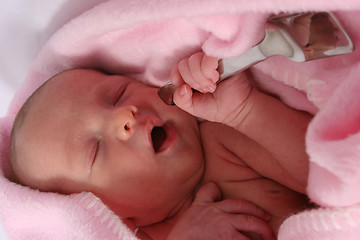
[158, 28, 293, 105]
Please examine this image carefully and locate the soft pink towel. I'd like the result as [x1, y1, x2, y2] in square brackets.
[1, 0, 360, 239]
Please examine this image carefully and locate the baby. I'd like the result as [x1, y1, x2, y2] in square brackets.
[9, 52, 313, 240]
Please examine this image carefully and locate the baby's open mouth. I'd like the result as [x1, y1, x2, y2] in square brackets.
[151, 126, 167, 153]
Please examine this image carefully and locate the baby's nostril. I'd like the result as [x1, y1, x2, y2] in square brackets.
[124, 123, 130, 131]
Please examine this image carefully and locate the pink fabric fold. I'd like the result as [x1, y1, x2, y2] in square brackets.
[1, 0, 360, 239]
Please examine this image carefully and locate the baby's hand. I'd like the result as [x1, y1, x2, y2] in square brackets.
[167, 183, 274, 240]
[171, 52, 254, 127]
[170, 52, 220, 93]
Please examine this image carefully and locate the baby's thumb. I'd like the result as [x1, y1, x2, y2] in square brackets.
[173, 84, 196, 115]
[194, 182, 222, 203]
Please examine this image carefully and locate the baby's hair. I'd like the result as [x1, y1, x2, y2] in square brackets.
[9, 71, 66, 187]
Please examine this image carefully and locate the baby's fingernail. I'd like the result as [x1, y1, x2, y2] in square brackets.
[179, 85, 188, 96]
[207, 83, 216, 93]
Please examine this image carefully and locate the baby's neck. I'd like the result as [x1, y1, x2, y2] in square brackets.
[165, 187, 198, 223]
[134, 187, 199, 239]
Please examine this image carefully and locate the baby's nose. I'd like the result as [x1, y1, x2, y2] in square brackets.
[110, 105, 138, 141]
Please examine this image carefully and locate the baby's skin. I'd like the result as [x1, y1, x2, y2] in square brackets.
[10, 52, 312, 240]
[139, 52, 312, 239]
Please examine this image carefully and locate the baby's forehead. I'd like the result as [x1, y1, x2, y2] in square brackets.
[34, 69, 114, 104]
[47, 69, 105, 89]
[19, 69, 103, 125]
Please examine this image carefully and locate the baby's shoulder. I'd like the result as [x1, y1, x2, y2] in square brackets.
[199, 121, 233, 157]
[199, 121, 232, 142]
[199, 121, 252, 153]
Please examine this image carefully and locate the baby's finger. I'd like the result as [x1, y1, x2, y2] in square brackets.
[217, 199, 271, 221]
[188, 53, 216, 93]
[230, 215, 275, 240]
[194, 182, 222, 203]
[173, 84, 194, 112]
[178, 58, 202, 90]
[173, 83, 216, 120]
[201, 54, 220, 82]
[170, 65, 184, 87]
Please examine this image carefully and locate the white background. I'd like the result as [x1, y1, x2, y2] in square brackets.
[0, 0, 106, 117]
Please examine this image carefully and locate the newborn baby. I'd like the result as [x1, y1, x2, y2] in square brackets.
[9, 52, 313, 239]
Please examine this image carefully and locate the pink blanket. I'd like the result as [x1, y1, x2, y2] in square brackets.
[1, 0, 360, 239]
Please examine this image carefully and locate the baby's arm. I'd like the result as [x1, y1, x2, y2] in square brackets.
[232, 88, 311, 193]
[167, 183, 274, 240]
[136, 183, 274, 239]
[172, 52, 312, 193]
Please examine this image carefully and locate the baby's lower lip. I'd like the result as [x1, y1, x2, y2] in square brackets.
[157, 124, 177, 153]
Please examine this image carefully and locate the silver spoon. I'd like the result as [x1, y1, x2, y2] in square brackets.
[158, 12, 354, 105]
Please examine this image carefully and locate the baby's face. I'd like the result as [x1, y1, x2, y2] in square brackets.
[16, 69, 204, 225]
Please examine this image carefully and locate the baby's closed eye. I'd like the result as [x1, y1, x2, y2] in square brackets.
[113, 84, 129, 106]
[90, 137, 101, 170]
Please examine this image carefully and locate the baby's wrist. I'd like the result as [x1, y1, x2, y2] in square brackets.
[225, 88, 259, 130]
